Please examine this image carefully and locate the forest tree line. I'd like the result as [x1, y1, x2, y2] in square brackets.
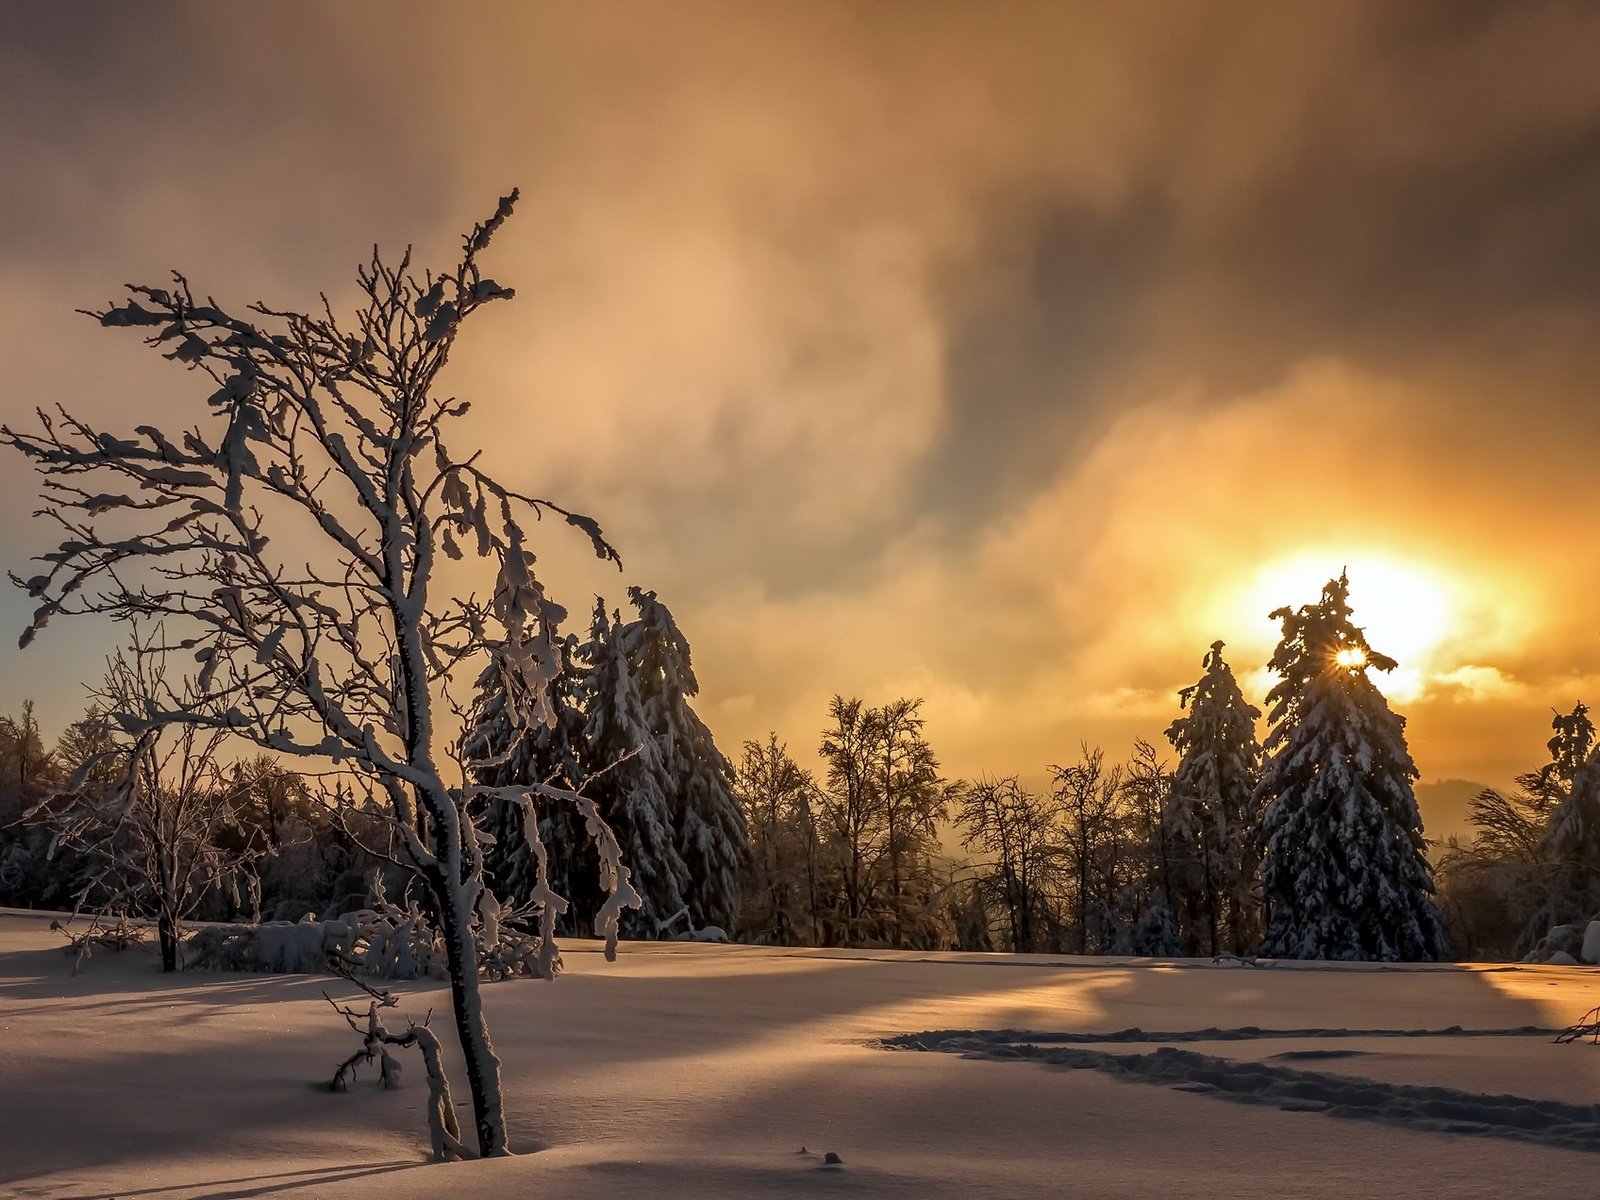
[1, 572, 1592, 963]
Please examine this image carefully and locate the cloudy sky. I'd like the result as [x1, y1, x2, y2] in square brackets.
[3, 1, 1600, 835]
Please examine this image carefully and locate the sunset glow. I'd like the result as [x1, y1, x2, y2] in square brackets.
[7, 8, 1600, 1192]
[1240, 554, 1457, 673]
[1, 0, 1597, 827]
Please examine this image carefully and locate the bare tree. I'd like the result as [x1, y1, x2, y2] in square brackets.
[817, 696, 884, 942]
[1050, 744, 1124, 954]
[733, 733, 821, 945]
[957, 776, 1059, 953]
[27, 637, 271, 971]
[872, 698, 950, 945]
[0, 192, 634, 1158]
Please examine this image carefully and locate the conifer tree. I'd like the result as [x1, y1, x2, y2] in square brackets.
[1255, 573, 1447, 961]
[620, 587, 748, 932]
[1164, 641, 1264, 955]
[580, 599, 692, 938]
[462, 632, 590, 923]
[1536, 702, 1596, 822]
[1536, 702, 1600, 919]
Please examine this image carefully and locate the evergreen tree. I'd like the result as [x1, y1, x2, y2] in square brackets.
[0, 699, 56, 825]
[580, 599, 692, 938]
[1131, 899, 1184, 957]
[1536, 703, 1597, 838]
[463, 632, 591, 926]
[1164, 641, 1264, 955]
[620, 587, 748, 933]
[1256, 573, 1447, 961]
[1535, 702, 1600, 921]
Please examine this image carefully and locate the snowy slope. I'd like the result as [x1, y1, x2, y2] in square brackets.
[4, 910, 1600, 1198]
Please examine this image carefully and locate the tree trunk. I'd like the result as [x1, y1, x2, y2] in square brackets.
[437, 873, 508, 1157]
[158, 910, 177, 973]
[155, 832, 178, 973]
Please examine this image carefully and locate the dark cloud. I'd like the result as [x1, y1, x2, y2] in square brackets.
[1, 1, 1598, 803]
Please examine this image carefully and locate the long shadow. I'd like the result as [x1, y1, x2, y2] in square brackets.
[888, 1035, 1600, 1152]
[645, 953, 1596, 1192]
[4, 912, 1590, 1191]
[49, 1160, 420, 1200]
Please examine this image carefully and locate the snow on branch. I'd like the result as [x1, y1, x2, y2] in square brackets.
[2, 190, 624, 1160]
[325, 992, 469, 1162]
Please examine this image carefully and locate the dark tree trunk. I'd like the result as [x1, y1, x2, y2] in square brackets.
[158, 913, 178, 973]
[431, 865, 507, 1158]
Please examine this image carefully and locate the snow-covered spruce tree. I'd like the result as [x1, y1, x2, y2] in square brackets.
[1255, 573, 1447, 961]
[0, 193, 638, 1158]
[1537, 703, 1600, 860]
[1537, 702, 1594, 809]
[461, 630, 592, 924]
[578, 599, 692, 937]
[1164, 641, 1264, 956]
[619, 586, 748, 933]
[1535, 703, 1600, 923]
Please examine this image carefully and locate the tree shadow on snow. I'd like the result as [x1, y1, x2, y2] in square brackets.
[46, 1159, 421, 1200]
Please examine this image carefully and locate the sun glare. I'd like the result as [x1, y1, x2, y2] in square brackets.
[1334, 647, 1368, 669]
[1239, 552, 1456, 669]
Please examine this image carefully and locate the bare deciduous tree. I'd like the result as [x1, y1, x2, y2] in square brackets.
[1, 191, 636, 1158]
[957, 776, 1059, 953]
[27, 638, 271, 972]
[733, 733, 821, 945]
[1051, 745, 1124, 954]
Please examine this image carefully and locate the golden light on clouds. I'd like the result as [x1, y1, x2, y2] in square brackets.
[3, 1, 1600, 832]
[1231, 553, 1459, 701]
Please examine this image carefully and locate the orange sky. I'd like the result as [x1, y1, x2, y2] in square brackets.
[3, 2, 1600, 839]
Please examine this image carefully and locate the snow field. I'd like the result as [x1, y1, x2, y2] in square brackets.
[5, 911, 1600, 1198]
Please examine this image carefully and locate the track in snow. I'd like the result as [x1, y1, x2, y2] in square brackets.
[884, 1027, 1600, 1153]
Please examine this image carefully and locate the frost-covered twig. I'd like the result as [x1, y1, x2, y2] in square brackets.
[50, 913, 146, 974]
[1554, 1004, 1600, 1044]
[1213, 951, 1273, 968]
[324, 992, 467, 1162]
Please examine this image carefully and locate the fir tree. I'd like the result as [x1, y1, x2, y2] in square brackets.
[1536, 702, 1600, 920]
[579, 599, 692, 938]
[1256, 573, 1447, 961]
[1536, 702, 1596, 824]
[462, 632, 590, 925]
[620, 587, 749, 932]
[1164, 641, 1264, 955]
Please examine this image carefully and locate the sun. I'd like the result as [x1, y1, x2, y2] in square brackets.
[1334, 647, 1368, 669]
[1240, 552, 1457, 669]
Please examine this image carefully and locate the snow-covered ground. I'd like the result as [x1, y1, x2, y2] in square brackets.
[5, 909, 1600, 1199]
